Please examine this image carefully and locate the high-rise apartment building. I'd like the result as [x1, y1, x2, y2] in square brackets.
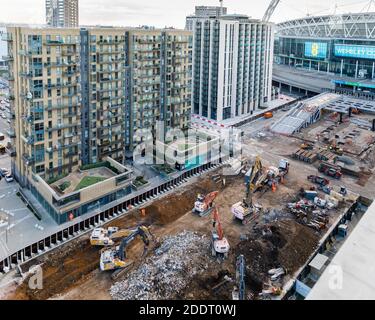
[4, 26, 192, 223]
[185, 5, 227, 30]
[46, 0, 79, 28]
[189, 13, 274, 121]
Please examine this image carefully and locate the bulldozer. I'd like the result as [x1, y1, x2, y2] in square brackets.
[99, 225, 156, 280]
[193, 191, 219, 217]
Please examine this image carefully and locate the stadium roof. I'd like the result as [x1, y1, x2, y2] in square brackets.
[277, 12, 375, 40]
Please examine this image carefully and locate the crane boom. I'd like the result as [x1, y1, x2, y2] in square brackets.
[262, 0, 281, 22]
[118, 226, 152, 261]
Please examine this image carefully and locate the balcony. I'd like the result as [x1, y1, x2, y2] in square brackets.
[45, 102, 80, 111]
[45, 39, 77, 46]
[44, 61, 78, 68]
[22, 154, 34, 166]
[44, 82, 78, 89]
[7, 129, 16, 138]
[97, 39, 125, 45]
[63, 70, 79, 76]
[64, 150, 78, 158]
[19, 71, 33, 78]
[6, 146, 16, 157]
[63, 111, 80, 118]
[47, 123, 80, 131]
[2, 55, 13, 61]
[61, 49, 77, 56]
[1, 33, 12, 42]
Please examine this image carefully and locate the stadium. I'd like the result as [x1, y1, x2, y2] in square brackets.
[273, 12, 375, 97]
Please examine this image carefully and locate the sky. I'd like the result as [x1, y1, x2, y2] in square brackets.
[0, 0, 374, 28]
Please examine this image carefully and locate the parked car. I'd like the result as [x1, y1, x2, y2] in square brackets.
[5, 174, 14, 182]
[0, 168, 9, 177]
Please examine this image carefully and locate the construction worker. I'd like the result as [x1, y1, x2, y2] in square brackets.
[272, 182, 276, 192]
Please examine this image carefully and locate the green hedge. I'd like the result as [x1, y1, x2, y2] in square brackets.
[47, 173, 68, 185]
[58, 181, 71, 192]
[80, 161, 120, 174]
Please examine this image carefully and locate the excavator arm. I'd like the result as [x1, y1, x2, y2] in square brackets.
[245, 156, 263, 205]
[118, 226, 153, 261]
[212, 207, 224, 240]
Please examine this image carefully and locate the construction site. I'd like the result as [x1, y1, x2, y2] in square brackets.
[0, 92, 373, 301]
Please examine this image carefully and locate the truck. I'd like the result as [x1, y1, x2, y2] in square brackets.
[318, 161, 342, 179]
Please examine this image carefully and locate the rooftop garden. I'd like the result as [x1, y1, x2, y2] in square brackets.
[75, 176, 106, 191]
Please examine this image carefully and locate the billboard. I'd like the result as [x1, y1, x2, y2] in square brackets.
[305, 42, 328, 59]
[334, 44, 375, 60]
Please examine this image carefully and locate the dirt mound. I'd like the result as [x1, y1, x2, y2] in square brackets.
[145, 175, 224, 226]
[235, 220, 319, 294]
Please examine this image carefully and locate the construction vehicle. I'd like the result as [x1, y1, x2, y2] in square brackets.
[268, 267, 286, 281]
[301, 142, 314, 150]
[319, 161, 342, 179]
[260, 285, 282, 299]
[264, 112, 273, 119]
[99, 225, 155, 279]
[90, 227, 140, 246]
[232, 255, 246, 300]
[232, 156, 264, 225]
[307, 175, 330, 187]
[193, 191, 219, 217]
[211, 207, 230, 259]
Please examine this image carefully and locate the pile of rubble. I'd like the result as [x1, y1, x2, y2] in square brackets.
[110, 231, 211, 300]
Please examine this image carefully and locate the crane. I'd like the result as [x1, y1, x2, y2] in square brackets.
[262, 0, 281, 22]
[211, 207, 230, 259]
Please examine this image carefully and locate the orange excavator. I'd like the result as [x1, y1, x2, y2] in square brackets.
[211, 207, 230, 259]
[193, 191, 219, 217]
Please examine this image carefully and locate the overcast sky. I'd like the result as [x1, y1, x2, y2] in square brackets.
[0, 0, 374, 28]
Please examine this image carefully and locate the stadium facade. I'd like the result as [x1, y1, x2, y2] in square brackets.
[275, 12, 375, 95]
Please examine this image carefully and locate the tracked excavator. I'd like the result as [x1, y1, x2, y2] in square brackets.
[90, 227, 140, 246]
[193, 191, 219, 217]
[231, 156, 264, 225]
[211, 207, 230, 259]
[99, 225, 156, 280]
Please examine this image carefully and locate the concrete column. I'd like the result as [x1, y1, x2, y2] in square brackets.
[372, 62, 375, 79]
[318, 62, 320, 72]
[340, 59, 343, 77]
[355, 60, 359, 79]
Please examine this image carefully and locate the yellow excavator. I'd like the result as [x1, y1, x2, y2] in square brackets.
[99, 225, 156, 280]
[90, 227, 139, 246]
[231, 156, 264, 225]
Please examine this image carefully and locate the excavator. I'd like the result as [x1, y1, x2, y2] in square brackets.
[211, 207, 230, 259]
[193, 191, 219, 217]
[99, 225, 156, 280]
[90, 227, 141, 246]
[232, 156, 264, 225]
